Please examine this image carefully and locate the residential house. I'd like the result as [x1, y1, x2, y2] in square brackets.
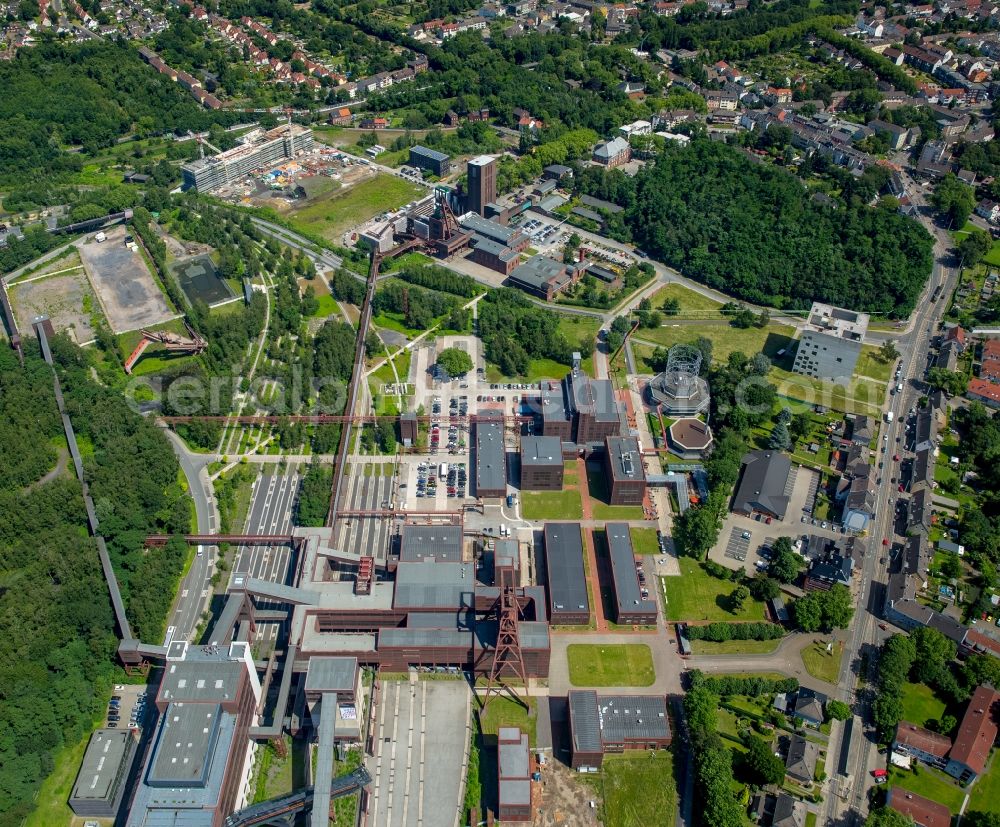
[849, 414, 874, 445]
[976, 199, 1000, 224]
[909, 488, 933, 536]
[886, 788, 952, 827]
[980, 339, 1000, 382]
[945, 684, 1000, 783]
[914, 409, 936, 453]
[892, 722, 952, 769]
[592, 137, 631, 167]
[968, 377, 1000, 408]
[791, 688, 826, 727]
[771, 794, 806, 827]
[841, 475, 877, 533]
[784, 734, 819, 783]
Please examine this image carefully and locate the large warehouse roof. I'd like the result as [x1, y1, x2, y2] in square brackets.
[543, 523, 589, 615]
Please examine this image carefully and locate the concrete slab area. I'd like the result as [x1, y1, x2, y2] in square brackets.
[366, 679, 470, 827]
[78, 226, 174, 333]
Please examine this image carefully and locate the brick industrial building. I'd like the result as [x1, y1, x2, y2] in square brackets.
[543, 522, 590, 625]
[603, 436, 647, 506]
[568, 690, 672, 769]
[520, 435, 564, 490]
[605, 523, 657, 624]
[475, 416, 507, 499]
[538, 370, 625, 447]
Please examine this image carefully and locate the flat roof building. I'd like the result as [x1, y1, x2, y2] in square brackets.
[520, 435, 564, 491]
[605, 523, 657, 624]
[399, 523, 464, 563]
[466, 155, 497, 216]
[543, 523, 590, 625]
[181, 124, 314, 192]
[497, 728, 532, 822]
[507, 255, 576, 300]
[409, 144, 451, 175]
[69, 729, 138, 818]
[603, 436, 646, 506]
[475, 417, 507, 498]
[127, 640, 261, 827]
[791, 302, 870, 382]
[566, 371, 623, 445]
[568, 690, 672, 768]
[668, 417, 714, 459]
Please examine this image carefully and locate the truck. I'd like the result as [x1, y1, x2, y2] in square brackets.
[439, 462, 449, 479]
[885, 411, 894, 423]
[94, 231, 107, 243]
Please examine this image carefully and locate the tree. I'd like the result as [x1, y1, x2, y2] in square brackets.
[929, 714, 957, 735]
[770, 537, 802, 584]
[748, 575, 780, 601]
[662, 297, 680, 316]
[826, 700, 851, 721]
[959, 228, 993, 267]
[879, 340, 900, 363]
[932, 173, 976, 227]
[741, 733, 786, 785]
[769, 421, 791, 451]
[926, 367, 969, 397]
[789, 412, 812, 445]
[965, 813, 1000, 827]
[866, 806, 917, 827]
[730, 584, 750, 612]
[793, 593, 824, 632]
[749, 352, 771, 376]
[436, 347, 473, 377]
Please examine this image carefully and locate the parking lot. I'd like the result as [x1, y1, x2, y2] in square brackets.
[105, 683, 149, 733]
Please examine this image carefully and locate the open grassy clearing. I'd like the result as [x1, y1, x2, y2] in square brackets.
[649, 282, 725, 316]
[23, 727, 94, 827]
[287, 174, 423, 242]
[478, 696, 537, 746]
[634, 320, 796, 363]
[968, 752, 1000, 815]
[661, 557, 766, 622]
[770, 366, 882, 417]
[800, 640, 843, 684]
[630, 527, 661, 555]
[520, 488, 583, 521]
[900, 681, 948, 728]
[567, 644, 655, 687]
[689, 638, 783, 655]
[855, 345, 894, 382]
[601, 750, 676, 827]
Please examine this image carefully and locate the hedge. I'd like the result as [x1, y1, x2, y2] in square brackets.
[686, 622, 785, 642]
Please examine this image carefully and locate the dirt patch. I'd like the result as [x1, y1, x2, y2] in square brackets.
[78, 225, 174, 333]
[11, 271, 97, 344]
[534, 759, 603, 827]
[155, 224, 212, 262]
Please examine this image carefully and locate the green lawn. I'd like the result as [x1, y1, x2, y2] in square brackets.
[855, 345, 894, 382]
[601, 751, 676, 827]
[520, 488, 583, 520]
[690, 637, 782, 655]
[801, 641, 843, 684]
[287, 174, 423, 242]
[23, 728, 94, 827]
[634, 320, 796, 363]
[566, 643, 655, 687]
[661, 557, 766, 622]
[486, 356, 573, 383]
[889, 765, 966, 814]
[900, 682, 948, 728]
[968, 752, 1000, 814]
[309, 292, 339, 318]
[649, 282, 724, 317]
[630, 527, 661, 555]
[478, 696, 537, 746]
[770, 365, 883, 417]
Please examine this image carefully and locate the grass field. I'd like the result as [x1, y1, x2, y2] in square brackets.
[690, 638, 783, 655]
[520, 488, 584, 520]
[900, 682, 948, 728]
[630, 527, 661, 555]
[601, 751, 676, 827]
[770, 366, 883, 417]
[968, 752, 1000, 814]
[567, 644, 655, 687]
[288, 174, 423, 242]
[855, 345, 894, 382]
[801, 641, 843, 684]
[889, 764, 965, 814]
[649, 282, 724, 317]
[478, 696, 537, 746]
[661, 557, 766, 622]
[486, 356, 574, 383]
[24, 728, 94, 827]
[634, 320, 796, 363]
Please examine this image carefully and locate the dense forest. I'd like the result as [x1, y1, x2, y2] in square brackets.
[576, 139, 934, 316]
[0, 340, 189, 825]
[0, 40, 243, 184]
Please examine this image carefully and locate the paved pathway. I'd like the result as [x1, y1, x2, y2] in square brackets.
[686, 633, 838, 693]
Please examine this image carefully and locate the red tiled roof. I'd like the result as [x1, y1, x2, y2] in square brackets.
[964, 628, 1000, 658]
[969, 377, 1000, 404]
[950, 685, 1000, 775]
[894, 721, 952, 758]
[945, 326, 966, 346]
[887, 788, 952, 827]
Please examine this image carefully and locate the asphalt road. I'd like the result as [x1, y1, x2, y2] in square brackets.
[164, 429, 219, 643]
[822, 195, 958, 825]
